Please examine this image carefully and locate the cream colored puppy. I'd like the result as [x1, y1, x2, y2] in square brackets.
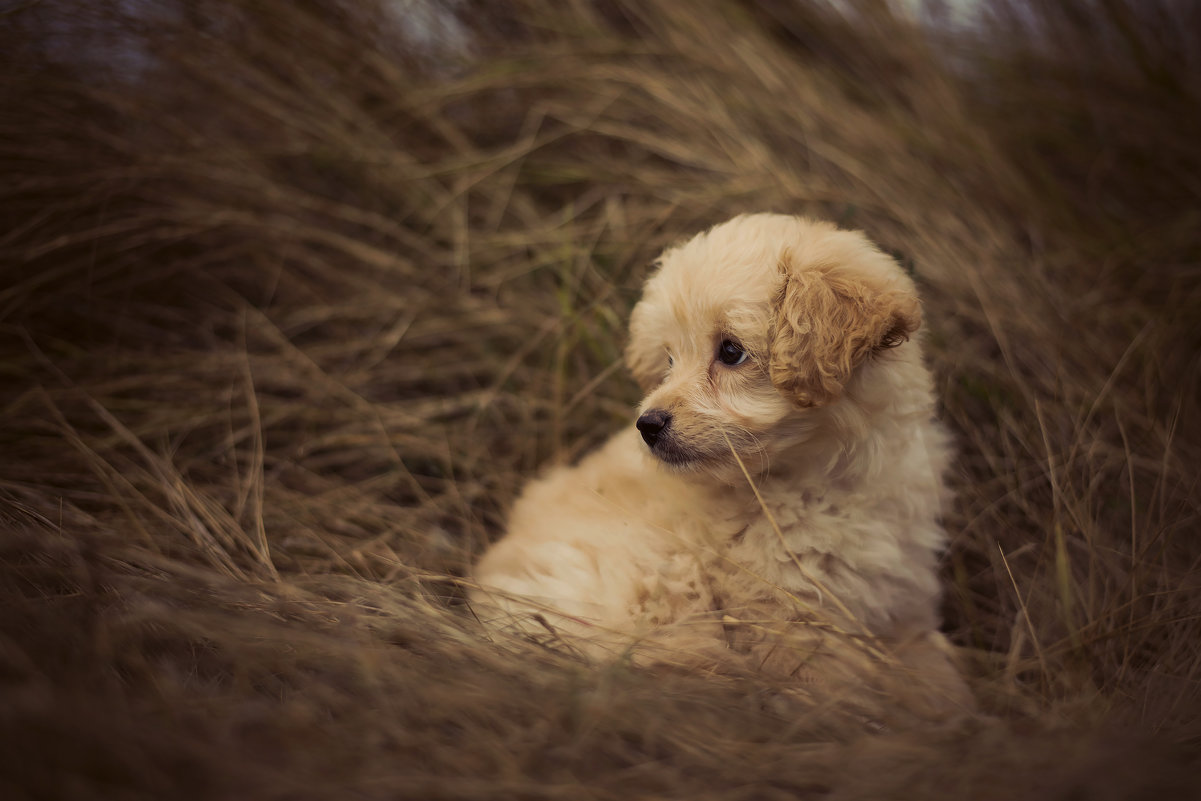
[473, 214, 963, 703]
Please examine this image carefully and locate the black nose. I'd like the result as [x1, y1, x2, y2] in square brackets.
[636, 409, 672, 448]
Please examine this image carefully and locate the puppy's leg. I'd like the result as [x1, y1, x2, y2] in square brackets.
[884, 630, 976, 718]
[721, 611, 975, 723]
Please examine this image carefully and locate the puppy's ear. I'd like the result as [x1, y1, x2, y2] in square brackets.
[769, 260, 921, 408]
[624, 295, 666, 392]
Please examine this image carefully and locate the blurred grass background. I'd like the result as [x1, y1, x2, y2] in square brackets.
[1, 0, 1199, 797]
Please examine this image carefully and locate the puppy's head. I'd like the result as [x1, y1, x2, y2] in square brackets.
[625, 214, 921, 475]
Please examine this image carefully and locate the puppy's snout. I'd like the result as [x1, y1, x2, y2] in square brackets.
[636, 409, 672, 448]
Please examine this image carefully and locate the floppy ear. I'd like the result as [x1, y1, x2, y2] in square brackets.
[624, 294, 666, 393]
[769, 263, 921, 408]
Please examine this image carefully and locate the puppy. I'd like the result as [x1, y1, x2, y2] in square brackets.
[472, 214, 966, 711]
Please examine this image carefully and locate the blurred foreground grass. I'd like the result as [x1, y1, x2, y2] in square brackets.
[1, 1, 1199, 798]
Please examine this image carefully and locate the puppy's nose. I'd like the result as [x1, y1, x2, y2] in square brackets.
[636, 409, 672, 448]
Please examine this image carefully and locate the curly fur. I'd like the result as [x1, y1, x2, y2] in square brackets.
[472, 214, 968, 711]
[770, 254, 922, 407]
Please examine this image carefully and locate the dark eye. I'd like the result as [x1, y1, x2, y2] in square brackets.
[717, 339, 748, 366]
[667, 353, 674, 368]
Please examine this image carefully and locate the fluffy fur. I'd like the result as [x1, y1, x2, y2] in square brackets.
[472, 214, 967, 710]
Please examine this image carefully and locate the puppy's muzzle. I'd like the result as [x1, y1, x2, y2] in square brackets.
[636, 409, 672, 449]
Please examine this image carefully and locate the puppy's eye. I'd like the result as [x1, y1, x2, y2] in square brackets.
[717, 339, 748, 366]
[667, 353, 674, 368]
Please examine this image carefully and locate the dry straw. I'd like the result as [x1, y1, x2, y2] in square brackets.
[1, 0, 1199, 797]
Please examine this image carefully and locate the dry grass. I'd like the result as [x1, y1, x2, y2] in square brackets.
[2, 0, 1199, 797]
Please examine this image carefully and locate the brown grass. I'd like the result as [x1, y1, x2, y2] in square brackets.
[2, 0, 1200, 797]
